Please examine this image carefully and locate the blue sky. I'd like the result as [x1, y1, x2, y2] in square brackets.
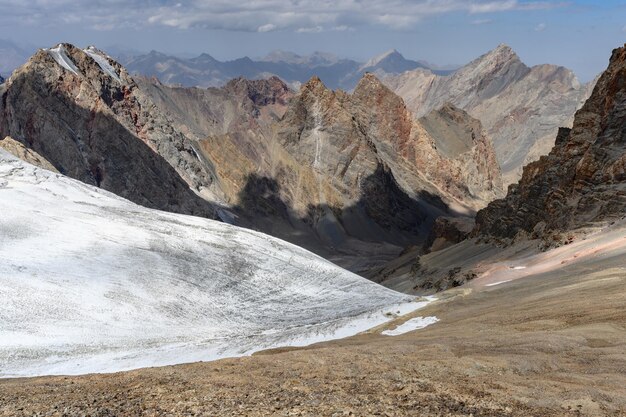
[1, 0, 625, 81]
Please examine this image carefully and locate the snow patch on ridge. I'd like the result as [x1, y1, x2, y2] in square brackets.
[486, 279, 513, 287]
[84, 46, 121, 82]
[0, 150, 430, 377]
[381, 316, 439, 336]
[45, 44, 80, 75]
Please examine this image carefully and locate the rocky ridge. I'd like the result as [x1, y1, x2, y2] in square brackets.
[475, 44, 626, 240]
[0, 43, 218, 217]
[0, 136, 57, 172]
[383, 44, 595, 185]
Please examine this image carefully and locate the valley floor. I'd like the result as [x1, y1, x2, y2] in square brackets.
[1, 250, 625, 416]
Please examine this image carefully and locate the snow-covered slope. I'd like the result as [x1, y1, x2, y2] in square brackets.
[0, 151, 426, 377]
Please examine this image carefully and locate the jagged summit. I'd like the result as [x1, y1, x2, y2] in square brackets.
[301, 75, 329, 92]
[381, 42, 592, 185]
[31, 43, 126, 84]
[359, 49, 424, 74]
[362, 49, 401, 68]
[223, 76, 292, 106]
[353, 72, 401, 105]
[475, 43, 626, 239]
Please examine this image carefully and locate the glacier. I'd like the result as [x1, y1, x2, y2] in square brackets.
[0, 150, 430, 377]
[45, 44, 80, 75]
[84, 46, 122, 82]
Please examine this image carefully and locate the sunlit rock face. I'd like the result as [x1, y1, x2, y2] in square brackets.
[475, 45, 626, 239]
[383, 44, 596, 186]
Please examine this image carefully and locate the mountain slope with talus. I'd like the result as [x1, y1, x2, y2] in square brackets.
[383, 44, 595, 186]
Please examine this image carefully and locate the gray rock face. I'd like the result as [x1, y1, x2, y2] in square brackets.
[0, 136, 57, 172]
[383, 44, 595, 185]
[475, 44, 626, 240]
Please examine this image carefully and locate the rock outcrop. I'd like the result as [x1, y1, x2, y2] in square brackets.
[475, 44, 626, 240]
[0, 136, 57, 172]
[383, 44, 595, 185]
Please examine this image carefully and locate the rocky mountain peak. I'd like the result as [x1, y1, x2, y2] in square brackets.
[298, 76, 334, 104]
[486, 43, 518, 62]
[353, 72, 400, 101]
[19, 43, 128, 88]
[0, 42, 217, 218]
[223, 76, 293, 106]
[474, 43, 626, 239]
[362, 49, 400, 68]
[302, 75, 325, 89]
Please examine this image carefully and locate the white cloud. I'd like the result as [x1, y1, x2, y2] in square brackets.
[534, 22, 547, 31]
[0, 0, 567, 33]
[258, 23, 277, 33]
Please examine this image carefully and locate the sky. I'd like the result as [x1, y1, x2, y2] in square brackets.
[1, 0, 626, 81]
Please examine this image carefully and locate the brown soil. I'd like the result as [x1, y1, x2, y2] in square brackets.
[1, 255, 625, 417]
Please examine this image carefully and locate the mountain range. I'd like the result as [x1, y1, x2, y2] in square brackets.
[2, 38, 626, 414]
[383, 44, 596, 185]
[121, 48, 455, 90]
[121, 44, 597, 186]
[0, 43, 501, 275]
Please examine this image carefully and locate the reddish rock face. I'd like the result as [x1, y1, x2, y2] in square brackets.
[475, 45, 626, 239]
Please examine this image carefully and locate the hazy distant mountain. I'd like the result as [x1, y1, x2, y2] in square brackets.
[0, 39, 31, 77]
[383, 44, 595, 185]
[259, 50, 344, 66]
[121, 49, 448, 90]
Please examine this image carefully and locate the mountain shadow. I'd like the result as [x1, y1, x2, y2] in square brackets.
[230, 162, 450, 269]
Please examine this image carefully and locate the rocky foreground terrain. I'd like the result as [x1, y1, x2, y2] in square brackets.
[2, 239, 624, 416]
[384, 44, 595, 185]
